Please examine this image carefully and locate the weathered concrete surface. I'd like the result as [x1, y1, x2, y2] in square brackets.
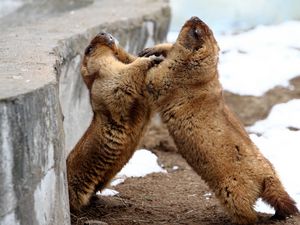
[0, 84, 67, 225]
[0, 0, 170, 224]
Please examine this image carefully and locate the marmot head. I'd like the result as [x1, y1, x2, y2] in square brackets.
[172, 17, 220, 85]
[81, 32, 118, 90]
[176, 16, 219, 64]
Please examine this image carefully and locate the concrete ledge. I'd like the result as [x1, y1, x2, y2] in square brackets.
[0, 0, 170, 224]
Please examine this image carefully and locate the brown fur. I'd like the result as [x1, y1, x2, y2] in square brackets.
[67, 32, 158, 212]
[140, 17, 299, 224]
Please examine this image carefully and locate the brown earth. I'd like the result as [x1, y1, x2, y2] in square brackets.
[71, 149, 300, 225]
[71, 76, 300, 225]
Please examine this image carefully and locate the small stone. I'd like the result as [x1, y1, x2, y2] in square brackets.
[172, 165, 179, 170]
[84, 220, 108, 225]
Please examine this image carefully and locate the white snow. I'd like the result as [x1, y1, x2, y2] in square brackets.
[110, 178, 125, 186]
[168, 21, 300, 96]
[249, 99, 300, 213]
[217, 21, 300, 96]
[99, 149, 166, 196]
[249, 99, 300, 133]
[116, 149, 167, 178]
[97, 189, 119, 197]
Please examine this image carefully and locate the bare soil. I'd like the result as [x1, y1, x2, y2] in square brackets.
[71, 148, 300, 225]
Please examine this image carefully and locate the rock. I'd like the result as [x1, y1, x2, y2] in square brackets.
[84, 221, 108, 225]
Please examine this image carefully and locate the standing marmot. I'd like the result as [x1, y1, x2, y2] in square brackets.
[139, 17, 299, 224]
[67, 32, 159, 212]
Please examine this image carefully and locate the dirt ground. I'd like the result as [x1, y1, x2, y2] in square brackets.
[71, 143, 300, 225]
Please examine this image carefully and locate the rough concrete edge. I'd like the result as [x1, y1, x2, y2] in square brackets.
[53, 7, 171, 68]
[0, 81, 67, 224]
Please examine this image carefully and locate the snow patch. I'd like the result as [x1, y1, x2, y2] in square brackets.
[97, 189, 119, 197]
[249, 99, 300, 133]
[116, 149, 166, 178]
[255, 199, 275, 214]
[249, 100, 300, 213]
[110, 178, 125, 186]
[218, 21, 300, 96]
[101, 149, 166, 196]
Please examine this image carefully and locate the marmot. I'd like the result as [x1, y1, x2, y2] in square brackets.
[67, 32, 159, 212]
[139, 17, 299, 224]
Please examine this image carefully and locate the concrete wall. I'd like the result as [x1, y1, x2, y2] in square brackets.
[0, 85, 67, 225]
[0, 0, 170, 224]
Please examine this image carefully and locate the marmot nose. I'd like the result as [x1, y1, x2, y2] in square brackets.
[190, 16, 201, 22]
[97, 32, 113, 40]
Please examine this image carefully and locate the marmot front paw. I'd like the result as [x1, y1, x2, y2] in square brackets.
[139, 47, 163, 57]
[149, 55, 164, 66]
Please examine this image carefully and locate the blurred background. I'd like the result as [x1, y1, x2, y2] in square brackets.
[169, 0, 300, 35]
[2, 0, 300, 32]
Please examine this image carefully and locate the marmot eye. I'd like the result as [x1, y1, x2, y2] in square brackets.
[85, 45, 93, 55]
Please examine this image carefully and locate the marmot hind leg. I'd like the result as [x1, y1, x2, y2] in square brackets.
[261, 176, 299, 220]
[68, 179, 95, 212]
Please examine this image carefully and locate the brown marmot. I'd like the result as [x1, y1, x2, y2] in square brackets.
[139, 17, 299, 224]
[67, 32, 159, 212]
